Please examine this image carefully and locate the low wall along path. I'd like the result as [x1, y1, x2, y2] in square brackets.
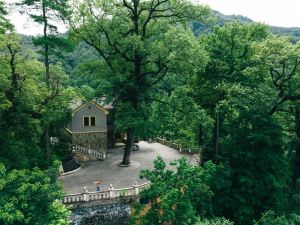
[63, 181, 151, 204]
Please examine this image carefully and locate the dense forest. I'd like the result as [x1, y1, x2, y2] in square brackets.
[0, 0, 299, 225]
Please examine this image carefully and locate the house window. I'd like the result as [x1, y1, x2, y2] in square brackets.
[83, 117, 90, 127]
[83, 116, 96, 127]
[90, 117, 96, 126]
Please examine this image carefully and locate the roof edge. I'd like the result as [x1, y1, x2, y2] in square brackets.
[72, 100, 109, 115]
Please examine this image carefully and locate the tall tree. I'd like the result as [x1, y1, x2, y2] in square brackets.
[0, 0, 12, 34]
[190, 23, 293, 224]
[19, 0, 72, 162]
[0, 32, 75, 169]
[71, 0, 210, 165]
[194, 22, 268, 162]
[210, 91, 290, 225]
[19, 0, 71, 84]
[259, 36, 300, 188]
[0, 33, 46, 169]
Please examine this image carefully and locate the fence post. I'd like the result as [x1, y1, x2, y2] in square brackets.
[82, 187, 89, 202]
[59, 162, 64, 175]
[72, 145, 76, 154]
[133, 181, 139, 196]
[109, 184, 115, 199]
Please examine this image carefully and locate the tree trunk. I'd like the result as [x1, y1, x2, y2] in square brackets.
[293, 105, 300, 187]
[44, 44, 49, 84]
[122, 2, 139, 166]
[45, 125, 50, 162]
[122, 128, 135, 165]
[42, 2, 49, 84]
[198, 124, 204, 145]
[42, 2, 50, 162]
[215, 111, 220, 162]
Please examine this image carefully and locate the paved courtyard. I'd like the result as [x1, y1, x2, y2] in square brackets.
[58, 141, 192, 194]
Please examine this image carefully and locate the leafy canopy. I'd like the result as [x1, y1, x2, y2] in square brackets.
[0, 162, 70, 225]
[131, 157, 216, 225]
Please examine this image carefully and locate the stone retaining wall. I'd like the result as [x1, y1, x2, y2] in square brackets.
[73, 132, 107, 153]
[70, 203, 130, 225]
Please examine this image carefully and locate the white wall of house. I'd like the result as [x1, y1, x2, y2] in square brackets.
[67, 102, 107, 133]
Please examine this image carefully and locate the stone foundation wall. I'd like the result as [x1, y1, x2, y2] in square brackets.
[73, 132, 107, 152]
[70, 203, 130, 225]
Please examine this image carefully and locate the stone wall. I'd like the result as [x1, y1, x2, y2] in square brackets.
[73, 132, 107, 153]
[70, 203, 130, 225]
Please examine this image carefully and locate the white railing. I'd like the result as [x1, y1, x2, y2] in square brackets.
[71, 144, 107, 160]
[156, 138, 182, 151]
[63, 182, 151, 204]
[155, 137, 200, 153]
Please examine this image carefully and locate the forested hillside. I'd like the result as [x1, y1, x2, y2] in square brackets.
[0, 1, 300, 225]
[193, 11, 300, 39]
[19, 10, 300, 81]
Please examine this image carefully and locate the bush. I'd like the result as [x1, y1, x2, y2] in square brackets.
[195, 217, 234, 225]
[0, 163, 70, 225]
[130, 157, 216, 225]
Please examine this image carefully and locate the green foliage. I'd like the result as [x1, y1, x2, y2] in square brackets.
[211, 110, 290, 224]
[42, 64, 75, 126]
[0, 1, 13, 34]
[1, 2, 300, 225]
[150, 86, 213, 149]
[257, 35, 300, 113]
[257, 36, 300, 188]
[0, 163, 70, 225]
[0, 33, 75, 169]
[258, 211, 300, 225]
[19, 0, 73, 103]
[190, 22, 296, 225]
[131, 157, 216, 225]
[291, 180, 300, 216]
[192, 22, 269, 160]
[70, 0, 211, 163]
[195, 217, 234, 225]
[18, 0, 70, 33]
[0, 34, 45, 169]
[198, 22, 268, 89]
[19, 0, 71, 51]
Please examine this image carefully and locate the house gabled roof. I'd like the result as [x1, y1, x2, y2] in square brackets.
[72, 100, 110, 115]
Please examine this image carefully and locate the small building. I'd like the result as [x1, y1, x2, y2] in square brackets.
[66, 100, 114, 153]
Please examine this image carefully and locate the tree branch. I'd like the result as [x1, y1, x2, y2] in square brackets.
[269, 95, 300, 115]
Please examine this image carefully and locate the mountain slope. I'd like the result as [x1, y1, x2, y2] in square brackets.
[193, 11, 300, 40]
